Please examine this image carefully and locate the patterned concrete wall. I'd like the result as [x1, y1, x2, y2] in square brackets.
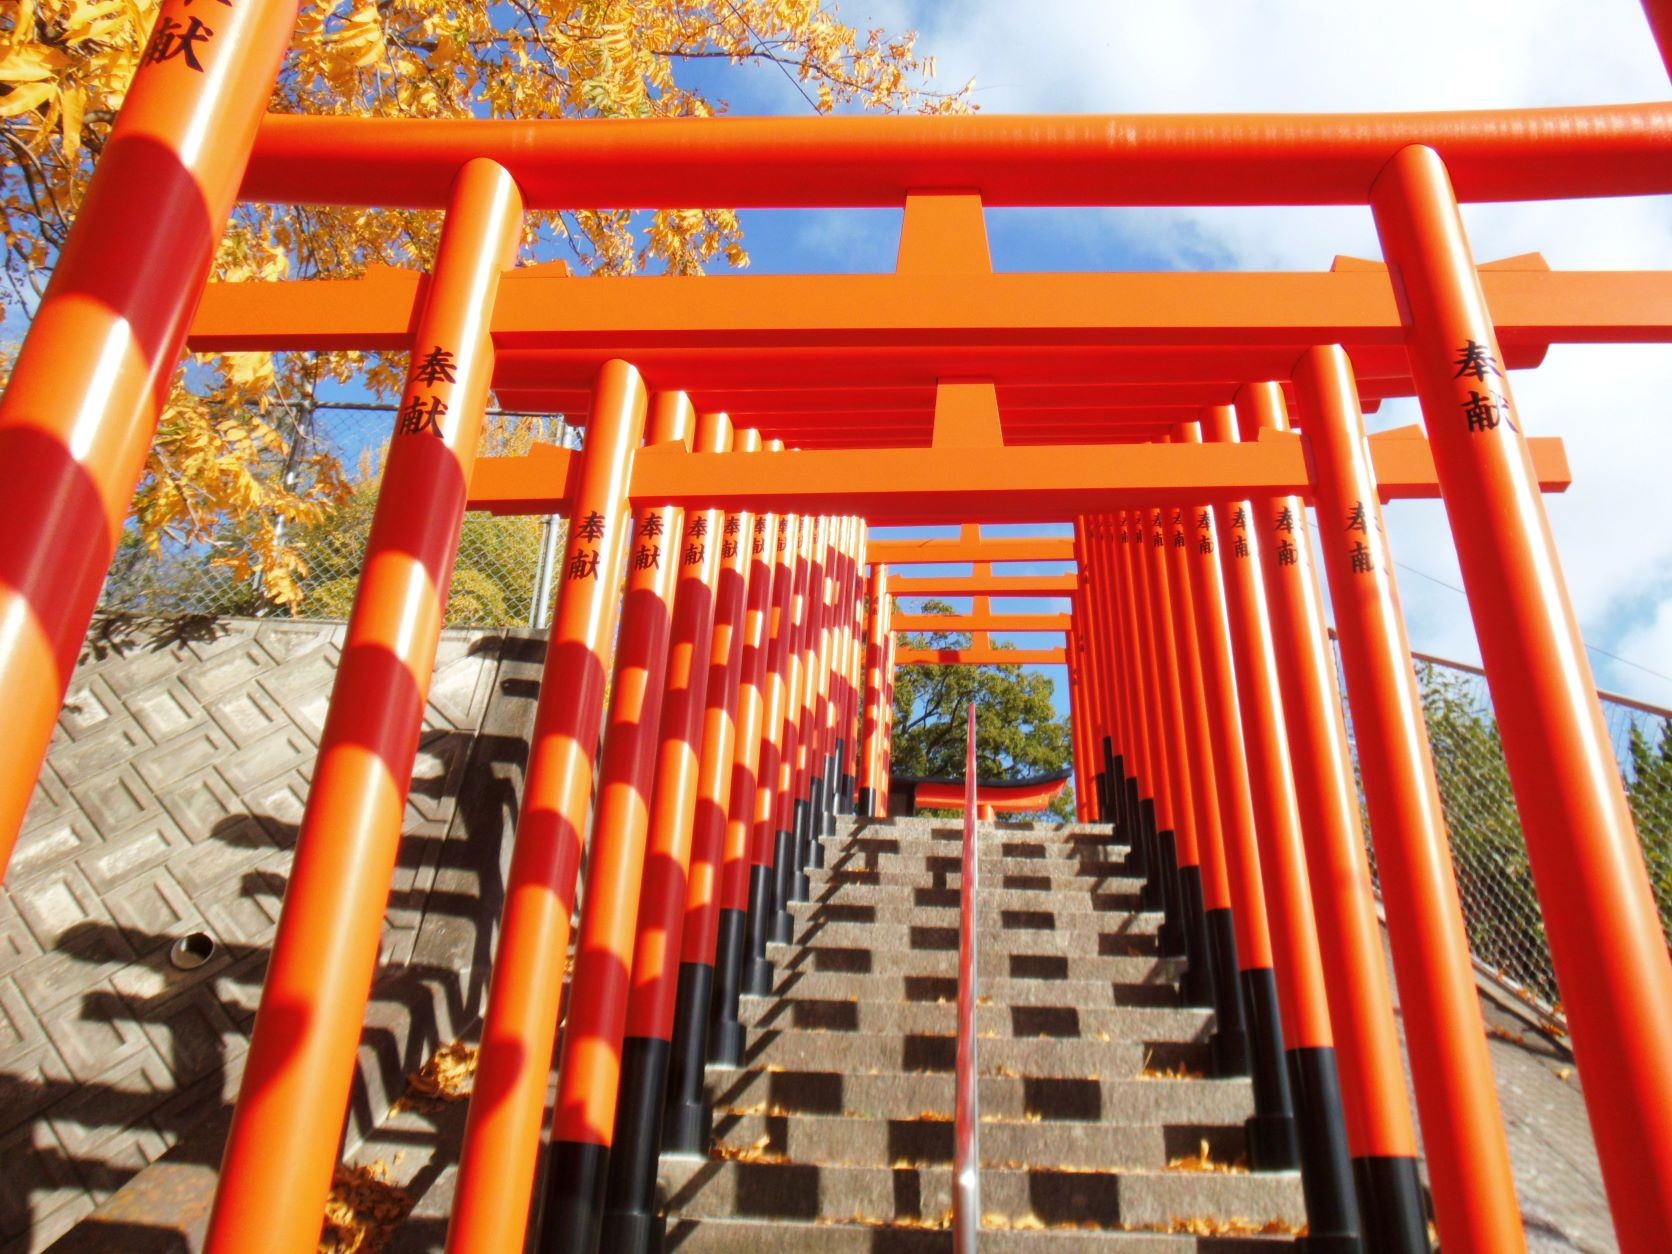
[0, 617, 543, 1253]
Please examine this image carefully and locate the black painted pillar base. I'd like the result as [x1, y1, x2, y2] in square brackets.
[598, 1208, 665, 1254]
[821, 753, 838, 842]
[1177, 866, 1215, 1009]
[857, 786, 877, 819]
[742, 955, 774, 997]
[665, 962, 716, 1154]
[1139, 798, 1163, 910]
[744, 864, 776, 995]
[770, 829, 796, 945]
[1094, 772, 1109, 824]
[1241, 967, 1301, 1171]
[816, 755, 833, 840]
[1287, 1046, 1364, 1254]
[823, 750, 840, 835]
[794, 789, 815, 901]
[599, 1036, 672, 1254]
[1100, 739, 1119, 831]
[537, 1138, 610, 1254]
[1124, 777, 1143, 871]
[708, 908, 748, 1066]
[1105, 754, 1125, 837]
[833, 739, 850, 816]
[1205, 907, 1251, 1077]
[1156, 830, 1186, 958]
[1352, 1156, 1429, 1254]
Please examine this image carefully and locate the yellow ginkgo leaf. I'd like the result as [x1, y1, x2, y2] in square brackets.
[59, 80, 84, 158]
[0, 80, 55, 118]
[0, 46, 58, 83]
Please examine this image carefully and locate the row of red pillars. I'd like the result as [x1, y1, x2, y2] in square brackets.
[1064, 145, 1672, 1254]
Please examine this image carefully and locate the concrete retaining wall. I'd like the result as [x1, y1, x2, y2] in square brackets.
[0, 616, 545, 1253]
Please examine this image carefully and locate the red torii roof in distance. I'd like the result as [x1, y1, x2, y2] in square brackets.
[887, 572, 1078, 596]
[900, 774, 1071, 814]
[238, 103, 1672, 209]
[870, 535, 1075, 566]
[895, 647, 1067, 666]
[892, 613, 1070, 634]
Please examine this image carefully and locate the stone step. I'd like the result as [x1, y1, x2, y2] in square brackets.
[765, 942, 1177, 982]
[734, 1027, 1194, 1077]
[822, 833, 1132, 860]
[775, 920, 1165, 958]
[708, 1112, 1247, 1172]
[817, 852, 1141, 879]
[705, 1070, 1251, 1124]
[660, 1219, 1292, 1252]
[839, 819, 1120, 840]
[660, 1158, 1306, 1230]
[808, 867, 1149, 893]
[757, 971, 1184, 1009]
[790, 900, 1159, 930]
[739, 996, 1212, 1043]
[798, 883, 1147, 913]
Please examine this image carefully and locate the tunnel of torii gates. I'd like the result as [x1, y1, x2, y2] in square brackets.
[0, 10, 1671, 1254]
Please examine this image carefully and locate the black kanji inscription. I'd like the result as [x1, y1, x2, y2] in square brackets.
[143, 15, 215, 71]
[1453, 339, 1502, 382]
[396, 395, 446, 437]
[413, 345, 458, 387]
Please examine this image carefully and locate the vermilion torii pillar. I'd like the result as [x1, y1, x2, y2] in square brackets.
[1294, 345, 1523, 1252]
[445, 363, 652, 1254]
[600, 412, 733, 1251]
[0, 0, 300, 873]
[1162, 492, 1252, 1077]
[538, 394, 693, 1253]
[711, 459, 783, 1052]
[1373, 145, 1672, 1249]
[743, 512, 801, 993]
[857, 562, 890, 818]
[680, 431, 763, 1081]
[1174, 424, 1300, 1169]
[1093, 519, 1137, 835]
[206, 157, 523, 1253]
[1114, 512, 1165, 914]
[1203, 407, 1357, 1246]
[1237, 384, 1426, 1251]
[1065, 599, 1095, 822]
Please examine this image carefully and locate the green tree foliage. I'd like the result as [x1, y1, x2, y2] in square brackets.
[889, 599, 1075, 822]
[1414, 661, 1552, 1001]
[1625, 716, 1672, 935]
[1412, 664, 1672, 1012]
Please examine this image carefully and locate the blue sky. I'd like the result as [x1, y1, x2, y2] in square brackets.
[654, 1, 1672, 713]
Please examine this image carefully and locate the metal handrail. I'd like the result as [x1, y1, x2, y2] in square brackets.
[953, 703, 980, 1251]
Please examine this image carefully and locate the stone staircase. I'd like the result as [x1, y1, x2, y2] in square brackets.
[657, 815, 1306, 1250]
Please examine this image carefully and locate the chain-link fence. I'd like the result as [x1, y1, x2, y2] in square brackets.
[1335, 640, 1672, 1031]
[98, 405, 576, 629]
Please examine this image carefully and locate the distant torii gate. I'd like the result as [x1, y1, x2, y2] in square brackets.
[0, 7, 1669, 1252]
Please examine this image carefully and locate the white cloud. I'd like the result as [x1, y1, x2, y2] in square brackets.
[870, 0, 1672, 701]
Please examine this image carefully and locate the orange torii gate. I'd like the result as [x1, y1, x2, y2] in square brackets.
[0, 7, 1667, 1250]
